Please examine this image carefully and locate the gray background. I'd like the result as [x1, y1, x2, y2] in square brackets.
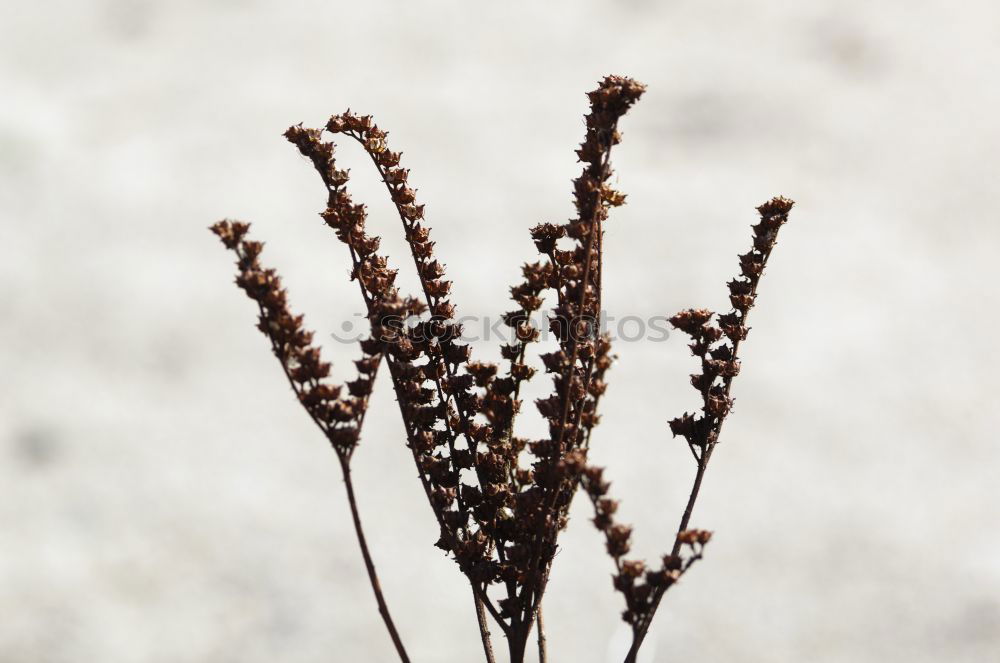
[2, 1, 998, 661]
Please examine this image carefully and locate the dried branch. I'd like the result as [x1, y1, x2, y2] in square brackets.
[208, 221, 410, 662]
[284, 120, 507, 660]
[210, 76, 795, 663]
[582, 197, 793, 662]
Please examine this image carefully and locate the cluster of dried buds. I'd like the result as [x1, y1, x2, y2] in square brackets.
[210, 219, 379, 456]
[211, 75, 793, 663]
[667, 196, 793, 456]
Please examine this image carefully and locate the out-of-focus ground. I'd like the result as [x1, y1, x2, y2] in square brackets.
[2, 1, 998, 661]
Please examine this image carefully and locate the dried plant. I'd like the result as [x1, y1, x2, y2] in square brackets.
[210, 75, 793, 663]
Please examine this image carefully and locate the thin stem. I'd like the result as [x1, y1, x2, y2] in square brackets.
[474, 591, 498, 663]
[624, 445, 715, 663]
[536, 603, 548, 663]
[338, 456, 411, 663]
[670, 445, 714, 557]
[473, 584, 508, 633]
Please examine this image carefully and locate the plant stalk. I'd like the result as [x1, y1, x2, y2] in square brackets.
[338, 456, 411, 663]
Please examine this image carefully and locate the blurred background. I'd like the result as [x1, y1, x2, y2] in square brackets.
[2, 1, 998, 661]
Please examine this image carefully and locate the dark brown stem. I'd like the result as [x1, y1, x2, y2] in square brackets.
[671, 445, 714, 557]
[337, 456, 411, 663]
[624, 445, 715, 663]
[473, 584, 508, 634]
[474, 590, 498, 663]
